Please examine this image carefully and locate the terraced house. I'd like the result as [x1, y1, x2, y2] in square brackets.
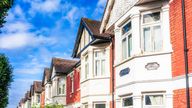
[17, 0, 192, 108]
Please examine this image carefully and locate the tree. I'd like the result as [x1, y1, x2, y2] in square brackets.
[0, 54, 13, 108]
[0, 0, 14, 28]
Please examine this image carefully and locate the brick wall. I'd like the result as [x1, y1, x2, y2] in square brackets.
[40, 91, 45, 108]
[66, 68, 80, 105]
[170, 0, 192, 107]
[170, 0, 192, 77]
[173, 88, 192, 108]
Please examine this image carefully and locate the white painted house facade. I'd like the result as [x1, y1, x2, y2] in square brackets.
[100, 0, 173, 108]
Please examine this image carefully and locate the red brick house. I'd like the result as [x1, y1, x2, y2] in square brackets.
[66, 61, 81, 108]
[170, 0, 192, 107]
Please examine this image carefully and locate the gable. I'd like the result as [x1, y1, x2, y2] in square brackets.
[77, 28, 92, 54]
[100, 0, 139, 32]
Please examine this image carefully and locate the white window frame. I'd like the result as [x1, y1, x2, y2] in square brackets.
[83, 103, 88, 108]
[93, 102, 106, 108]
[143, 93, 165, 108]
[121, 20, 132, 60]
[94, 50, 106, 77]
[70, 73, 74, 93]
[122, 95, 133, 108]
[58, 78, 65, 95]
[84, 55, 89, 79]
[141, 10, 163, 53]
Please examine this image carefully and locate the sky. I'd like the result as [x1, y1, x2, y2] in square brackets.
[0, 0, 107, 107]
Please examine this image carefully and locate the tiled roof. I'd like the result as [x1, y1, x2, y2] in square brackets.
[33, 81, 42, 93]
[30, 85, 34, 96]
[52, 58, 78, 74]
[82, 18, 113, 39]
[42, 68, 51, 85]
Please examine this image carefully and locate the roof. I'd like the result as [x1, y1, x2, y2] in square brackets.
[82, 18, 112, 39]
[30, 85, 34, 96]
[50, 58, 78, 78]
[33, 81, 42, 93]
[24, 91, 31, 100]
[42, 68, 51, 86]
[72, 18, 114, 58]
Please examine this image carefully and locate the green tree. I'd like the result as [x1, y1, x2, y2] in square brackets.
[0, 54, 13, 108]
[0, 0, 14, 28]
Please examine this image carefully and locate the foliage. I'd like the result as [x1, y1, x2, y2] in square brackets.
[0, 0, 14, 28]
[0, 54, 13, 108]
[45, 103, 64, 108]
[31, 104, 40, 108]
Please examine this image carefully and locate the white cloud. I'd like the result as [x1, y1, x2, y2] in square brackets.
[63, 6, 86, 27]
[92, 0, 107, 19]
[27, 0, 61, 16]
[0, 32, 56, 50]
[4, 21, 32, 33]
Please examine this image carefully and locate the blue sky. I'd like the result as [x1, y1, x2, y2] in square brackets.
[0, 0, 107, 107]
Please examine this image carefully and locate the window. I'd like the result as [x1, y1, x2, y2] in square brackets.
[94, 51, 106, 77]
[122, 97, 133, 107]
[142, 11, 162, 52]
[94, 103, 106, 108]
[85, 55, 89, 79]
[143, 93, 164, 108]
[37, 95, 40, 103]
[83, 104, 88, 108]
[58, 79, 65, 95]
[122, 21, 132, 60]
[71, 73, 74, 93]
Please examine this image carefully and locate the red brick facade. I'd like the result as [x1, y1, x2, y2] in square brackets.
[170, 0, 192, 77]
[66, 68, 80, 105]
[170, 0, 192, 107]
[173, 88, 192, 108]
[40, 91, 45, 108]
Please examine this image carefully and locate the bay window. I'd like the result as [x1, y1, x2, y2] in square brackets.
[58, 78, 65, 95]
[94, 102, 106, 108]
[122, 96, 133, 108]
[142, 11, 162, 52]
[122, 21, 132, 60]
[94, 50, 106, 77]
[143, 93, 165, 108]
[85, 55, 89, 79]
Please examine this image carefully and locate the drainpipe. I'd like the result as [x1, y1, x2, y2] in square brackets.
[110, 36, 115, 108]
[181, 0, 191, 108]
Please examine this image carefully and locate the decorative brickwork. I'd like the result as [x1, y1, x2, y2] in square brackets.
[170, 0, 192, 77]
[173, 88, 192, 108]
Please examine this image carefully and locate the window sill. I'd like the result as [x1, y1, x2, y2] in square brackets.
[80, 76, 110, 84]
[114, 51, 172, 67]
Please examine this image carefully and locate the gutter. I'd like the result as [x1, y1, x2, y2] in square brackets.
[181, 0, 191, 108]
[110, 36, 115, 108]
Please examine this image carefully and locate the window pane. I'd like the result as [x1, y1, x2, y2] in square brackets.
[62, 84, 65, 94]
[85, 64, 89, 79]
[144, 27, 152, 52]
[128, 35, 132, 57]
[122, 38, 127, 60]
[145, 95, 164, 105]
[143, 12, 160, 23]
[122, 22, 131, 35]
[101, 60, 105, 76]
[84, 104, 88, 108]
[154, 26, 162, 51]
[95, 104, 105, 108]
[95, 60, 100, 76]
[123, 97, 133, 106]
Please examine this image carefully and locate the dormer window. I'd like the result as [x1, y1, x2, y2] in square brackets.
[142, 11, 162, 52]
